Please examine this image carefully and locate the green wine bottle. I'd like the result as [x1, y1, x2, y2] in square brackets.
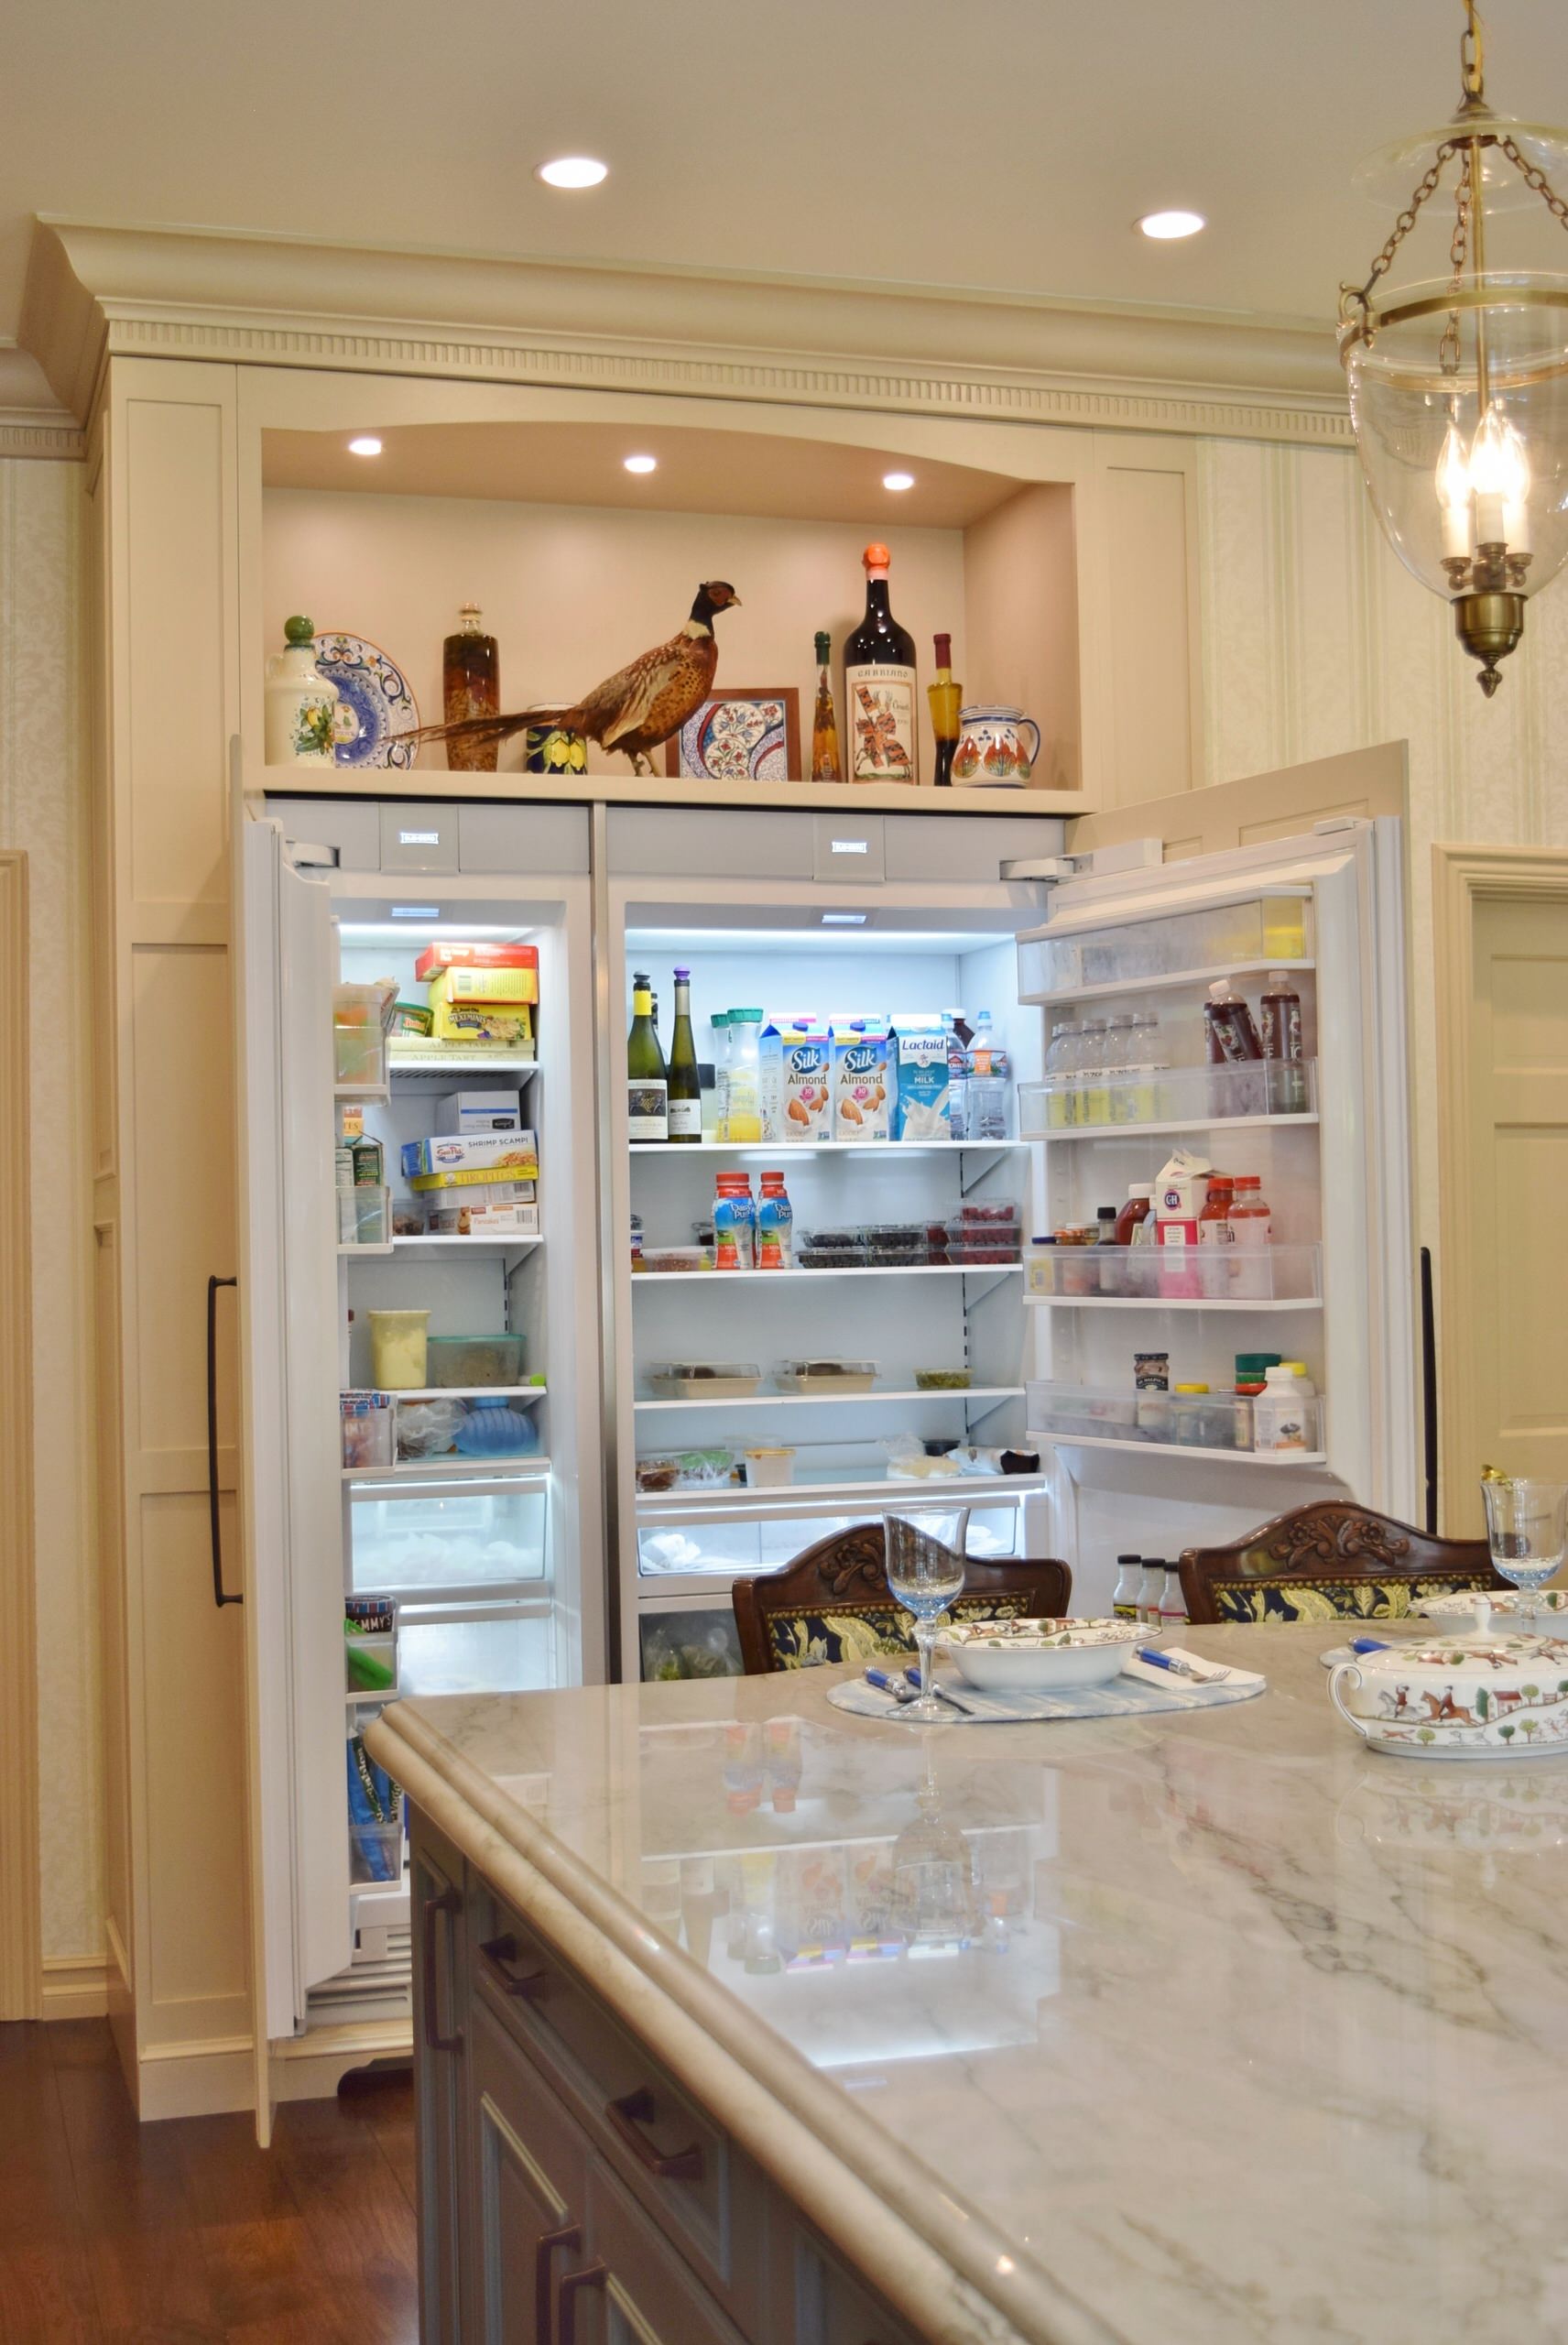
[667, 966, 702, 1142]
[627, 972, 668, 1142]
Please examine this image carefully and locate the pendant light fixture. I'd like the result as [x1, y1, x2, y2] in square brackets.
[1339, 4, 1568, 693]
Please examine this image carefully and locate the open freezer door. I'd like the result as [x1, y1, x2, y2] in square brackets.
[232, 786, 354, 2136]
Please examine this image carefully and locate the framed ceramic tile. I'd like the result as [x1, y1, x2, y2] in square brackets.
[665, 688, 801, 784]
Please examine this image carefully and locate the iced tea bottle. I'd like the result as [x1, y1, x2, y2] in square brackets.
[1259, 972, 1307, 1114]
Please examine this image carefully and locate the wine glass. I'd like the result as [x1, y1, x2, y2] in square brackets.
[884, 1509, 969, 1723]
[1480, 1475, 1568, 1629]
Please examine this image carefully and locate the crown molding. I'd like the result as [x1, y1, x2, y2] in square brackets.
[0, 344, 82, 459]
[22, 218, 1351, 447]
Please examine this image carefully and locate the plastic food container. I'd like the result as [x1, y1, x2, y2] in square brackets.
[341, 1390, 396, 1468]
[775, 1358, 878, 1395]
[634, 1248, 713, 1273]
[945, 1218, 1024, 1264]
[368, 1309, 430, 1390]
[798, 1229, 868, 1269]
[425, 1334, 526, 1389]
[743, 1447, 796, 1489]
[865, 1223, 928, 1264]
[391, 1196, 426, 1237]
[953, 1200, 1022, 1226]
[648, 1362, 763, 1400]
[636, 1456, 681, 1493]
[914, 1369, 973, 1391]
[334, 1023, 386, 1087]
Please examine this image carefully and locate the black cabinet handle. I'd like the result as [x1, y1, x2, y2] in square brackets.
[206, 1274, 241, 1607]
[605, 2088, 704, 2183]
[479, 1932, 550, 2001]
[558, 2262, 607, 2345]
[420, 1886, 463, 2053]
[536, 2222, 580, 2341]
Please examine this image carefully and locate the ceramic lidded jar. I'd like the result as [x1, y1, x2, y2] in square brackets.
[266, 615, 340, 767]
[950, 706, 1041, 789]
[1328, 1628, 1568, 1760]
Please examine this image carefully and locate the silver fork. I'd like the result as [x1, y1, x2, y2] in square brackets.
[1162, 1656, 1231, 1684]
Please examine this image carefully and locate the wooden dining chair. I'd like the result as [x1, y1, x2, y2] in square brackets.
[1179, 1500, 1504, 1626]
[732, 1522, 1073, 1674]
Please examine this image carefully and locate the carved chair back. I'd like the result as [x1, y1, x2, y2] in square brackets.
[1179, 1500, 1504, 1627]
[732, 1522, 1072, 1674]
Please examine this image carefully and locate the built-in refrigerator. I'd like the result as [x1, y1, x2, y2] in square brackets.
[231, 783, 1412, 2105]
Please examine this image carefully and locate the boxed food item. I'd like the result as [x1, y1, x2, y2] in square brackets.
[414, 941, 539, 993]
[422, 1195, 539, 1237]
[760, 1018, 831, 1143]
[428, 963, 538, 1009]
[429, 995, 535, 1051]
[401, 1131, 539, 1181]
[891, 1014, 950, 1141]
[389, 1001, 433, 1037]
[830, 1020, 892, 1141]
[1155, 1147, 1211, 1300]
[434, 1089, 524, 1135]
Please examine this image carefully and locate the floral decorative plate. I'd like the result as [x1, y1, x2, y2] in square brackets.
[1417, 1588, 1568, 1620]
[315, 632, 419, 769]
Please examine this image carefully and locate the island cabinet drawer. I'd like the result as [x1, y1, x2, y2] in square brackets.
[470, 1879, 768, 2333]
[467, 2001, 591, 2343]
[793, 2231, 925, 2345]
[574, 2160, 750, 2345]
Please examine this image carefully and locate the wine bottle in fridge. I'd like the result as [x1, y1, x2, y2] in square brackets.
[627, 973, 668, 1142]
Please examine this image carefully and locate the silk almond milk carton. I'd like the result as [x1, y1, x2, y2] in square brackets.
[831, 1019, 892, 1141]
[761, 1018, 830, 1142]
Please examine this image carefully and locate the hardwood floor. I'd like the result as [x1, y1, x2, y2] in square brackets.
[0, 2021, 419, 2344]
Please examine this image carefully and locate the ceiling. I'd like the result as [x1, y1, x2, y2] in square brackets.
[5, 0, 1568, 416]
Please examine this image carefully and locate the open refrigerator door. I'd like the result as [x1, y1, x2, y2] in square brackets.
[1014, 817, 1417, 1611]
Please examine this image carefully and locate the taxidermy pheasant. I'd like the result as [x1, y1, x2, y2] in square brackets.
[416, 580, 741, 775]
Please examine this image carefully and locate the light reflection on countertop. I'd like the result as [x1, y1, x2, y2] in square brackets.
[396, 1628, 1568, 2344]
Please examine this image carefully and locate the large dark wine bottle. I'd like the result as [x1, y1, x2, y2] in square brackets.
[626, 972, 668, 1142]
[667, 965, 701, 1141]
[844, 543, 918, 784]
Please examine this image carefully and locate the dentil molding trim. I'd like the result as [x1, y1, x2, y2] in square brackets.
[23, 218, 1352, 448]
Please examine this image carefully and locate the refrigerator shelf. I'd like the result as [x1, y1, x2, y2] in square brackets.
[1026, 1111, 1320, 1143]
[627, 1139, 1029, 1157]
[633, 1263, 1025, 1284]
[334, 1080, 390, 1104]
[381, 1384, 545, 1403]
[1032, 1428, 1329, 1467]
[1018, 957, 1313, 1010]
[634, 1384, 1026, 1412]
[1018, 1058, 1319, 1135]
[1027, 1293, 1323, 1312]
[387, 1053, 538, 1087]
[343, 1458, 550, 1487]
[635, 1468, 1048, 1514]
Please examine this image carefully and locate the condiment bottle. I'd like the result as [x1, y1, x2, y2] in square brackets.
[1159, 1563, 1189, 1628]
[1136, 1557, 1169, 1625]
[1172, 1382, 1211, 1445]
[928, 632, 962, 789]
[1112, 1554, 1142, 1621]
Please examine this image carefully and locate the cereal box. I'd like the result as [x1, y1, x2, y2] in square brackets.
[830, 1019, 892, 1142]
[891, 1014, 950, 1141]
[760, 1018, 831, 1143]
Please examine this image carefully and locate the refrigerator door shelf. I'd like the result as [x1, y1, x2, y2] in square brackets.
[342, 1453, 550, 1485]
[637, 1500, 1027, 1584]
[635, 1470, 1048, 1520]
[1018, 1060, 1319, 1137]
[1018, 954, 1314, 1010]
[628, 1138, 1031, 1157]
[634, 1385, 1026, 1412]
[1028, 1379, 1323, 1460]
[632, 1263, 1025, 1282]
[1018, 889, 1313, 1001]
[1026, 1242, 1322, 1306]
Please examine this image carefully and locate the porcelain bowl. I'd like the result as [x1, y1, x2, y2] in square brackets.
[945, 1616, 1145, 1692]
[1328, 1629, 1568, 1760]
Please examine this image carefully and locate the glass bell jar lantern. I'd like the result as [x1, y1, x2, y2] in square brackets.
[1339, 5, 1568, 693]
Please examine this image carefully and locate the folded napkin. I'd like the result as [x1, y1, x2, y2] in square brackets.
[829, 1648, 1267, 1726]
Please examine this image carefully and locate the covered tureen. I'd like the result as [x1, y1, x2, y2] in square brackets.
[1329, 1629, 1568, 1760]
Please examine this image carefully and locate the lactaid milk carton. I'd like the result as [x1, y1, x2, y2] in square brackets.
[891, 1015, 950, 1141]
[760, 1018, 831, 1143]
[830, 1019, 893, 1142]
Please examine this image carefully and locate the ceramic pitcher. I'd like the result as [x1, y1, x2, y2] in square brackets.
[951, 705, 1040, 788]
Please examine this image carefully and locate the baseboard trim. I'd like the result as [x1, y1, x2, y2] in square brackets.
[135, 2034, 256, 2121]
[41, 1954, 111, 2021]
[270, 2015, 413, 2103]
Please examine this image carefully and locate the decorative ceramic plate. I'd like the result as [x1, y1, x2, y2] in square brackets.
[1417, 1588, 1568, 1620]
[315, 632, 419, 769]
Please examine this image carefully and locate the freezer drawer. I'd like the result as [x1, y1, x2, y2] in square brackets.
[348, 1475, 550, 1596]
[396, 1604, 555, 1696]
[637, 1504, 1023, 1581]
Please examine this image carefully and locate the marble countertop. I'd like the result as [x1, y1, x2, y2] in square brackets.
[369, 1625, 1568, 2345]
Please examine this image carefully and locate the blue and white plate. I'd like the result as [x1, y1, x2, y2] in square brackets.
[315, 631, 419, 769]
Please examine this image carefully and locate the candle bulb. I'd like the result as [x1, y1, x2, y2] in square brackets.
[1435, 420, 1475, 562]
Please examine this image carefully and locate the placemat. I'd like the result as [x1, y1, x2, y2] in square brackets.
[827, 1650, 1268, 1726]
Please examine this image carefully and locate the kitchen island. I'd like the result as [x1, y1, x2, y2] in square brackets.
[367, 1626, 1568, 2344]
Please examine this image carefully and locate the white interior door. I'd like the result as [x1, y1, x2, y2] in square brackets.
[234, 798, 354, 2131]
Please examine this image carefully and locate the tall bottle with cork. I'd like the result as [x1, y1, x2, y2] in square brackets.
[442, 604, 500, 772]
[927, 633, 961, 788]
[667, 967, 701, 1142]
[810, 630, 844, 781]
[626, 974, 668, 1143]
[844, 544, 918, 784]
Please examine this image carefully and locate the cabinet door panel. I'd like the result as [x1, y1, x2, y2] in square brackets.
[469, 2000, 590, 2345]
[796, 2232, 923, 2345]
[412, 1836, 465, 2345]
[581, 2162, 746, 2345]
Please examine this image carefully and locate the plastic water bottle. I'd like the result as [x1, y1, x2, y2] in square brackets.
[966, 1012, 1009, 1140]
[943, 1009, 969, 1142]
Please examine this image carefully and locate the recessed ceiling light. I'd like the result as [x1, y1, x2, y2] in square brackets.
[348, 436, 383, 457]
[624, 453, 658, 474]
[1137, 209, 1205, 240]
[536, 156, 608, 190]
[882, 471, 916, 492]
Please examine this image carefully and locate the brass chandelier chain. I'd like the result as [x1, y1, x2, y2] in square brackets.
[1340, 144, 1459, 329]
[1499, 136, 1568, 232]
[1440, 168, 1473, 374]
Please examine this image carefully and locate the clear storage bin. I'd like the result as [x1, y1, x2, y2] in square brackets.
[341, 1390, 396, 1468]
[334, 1023, 387, 1086]
[775, 1359, 878, 1394]
[426, 1333, 526, 1388]
[397, 1609, 553, 1696]
[1027, 1242, 1321, 1303]
[339, 1183, 391, 1246]
[1018, 894, 1312, 1000]
[1018, 1058, 1317, 1134]
[348, 1477, 550, 1593]
[1028, 1378, 1321, 1455]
